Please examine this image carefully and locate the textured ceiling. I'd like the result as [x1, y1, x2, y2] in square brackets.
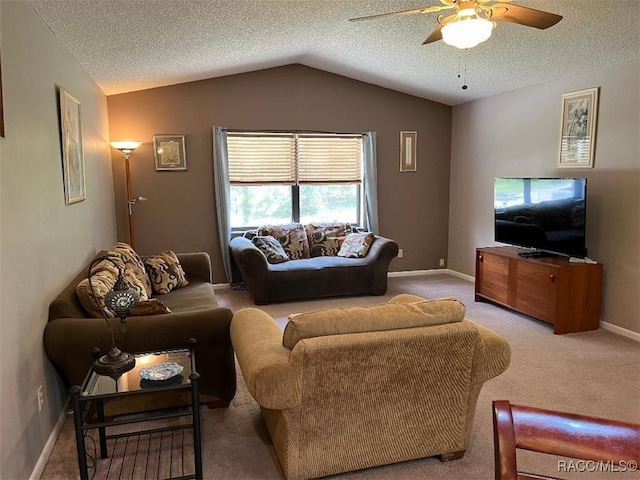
[29, 0, 640, 106]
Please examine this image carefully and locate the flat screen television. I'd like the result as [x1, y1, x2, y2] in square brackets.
[494, 177, 587, 258]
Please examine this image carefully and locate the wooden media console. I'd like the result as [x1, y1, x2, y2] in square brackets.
[474, 246, 603, 334]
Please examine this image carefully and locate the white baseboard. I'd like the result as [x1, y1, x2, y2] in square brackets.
[600, 321, 640, 342]
[30, 401, 69, 480]
[389, 268, 474, 283]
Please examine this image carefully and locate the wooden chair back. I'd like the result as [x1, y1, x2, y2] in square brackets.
[492, 399, 640, 480]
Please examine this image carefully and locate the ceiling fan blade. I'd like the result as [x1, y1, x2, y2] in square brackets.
[490, 3, 562, 29]
[422, 14, 456, 44]
[349, 4, 453, 22]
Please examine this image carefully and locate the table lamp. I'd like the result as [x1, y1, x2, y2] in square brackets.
[87, 256, 140, 379]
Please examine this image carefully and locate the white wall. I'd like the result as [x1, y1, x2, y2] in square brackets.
[448, 60, 640, 334]
[0, 3, 116, 478]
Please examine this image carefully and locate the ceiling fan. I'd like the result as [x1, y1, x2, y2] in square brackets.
[349, 0, 562, 49]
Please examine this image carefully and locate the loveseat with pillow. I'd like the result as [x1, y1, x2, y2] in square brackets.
[44, 242, 236, 405]
[229, 222, 398, 305]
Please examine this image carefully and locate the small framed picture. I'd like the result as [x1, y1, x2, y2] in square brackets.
[400, 131, 417, 172]
[558, 88, 599, 168]
[59, 88, 86, 204]
[153, 135, 187, 171]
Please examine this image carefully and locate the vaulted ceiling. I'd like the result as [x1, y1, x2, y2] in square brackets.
[29, 0, 640, 105]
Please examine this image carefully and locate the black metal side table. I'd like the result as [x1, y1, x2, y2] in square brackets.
[70, 338, 203, 480]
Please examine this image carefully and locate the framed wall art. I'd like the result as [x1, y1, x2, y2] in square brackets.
[558, 87, 599, 168]
[59, 88, 86, 204]
[400, 131, 417, 172]
[153, 135, 187, 171]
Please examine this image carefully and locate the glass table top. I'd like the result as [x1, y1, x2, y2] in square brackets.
[83, 349, 193, 397]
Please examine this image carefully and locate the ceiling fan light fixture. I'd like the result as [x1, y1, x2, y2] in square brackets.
[441, 16, 493, 49]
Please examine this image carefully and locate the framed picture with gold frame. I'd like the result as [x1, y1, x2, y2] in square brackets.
[558, 87, 599, 168]
[400, 131, 417, 172]
[59, 88, 86, 204]
[153, 135, 187, 171]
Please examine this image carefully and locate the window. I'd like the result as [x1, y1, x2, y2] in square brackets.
[227, 132, 363, 229]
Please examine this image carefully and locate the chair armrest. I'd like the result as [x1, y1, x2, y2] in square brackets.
[230, 307, 302, 410]
[472, 322, 511, 383]
[176, 252, 212, 283]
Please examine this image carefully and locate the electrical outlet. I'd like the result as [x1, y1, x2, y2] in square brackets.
[439, 258, 446, 267]
[37, 385, 44, 411]
[398, 248, 404, 258]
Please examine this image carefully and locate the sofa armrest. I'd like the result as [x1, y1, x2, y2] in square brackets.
[229, 237, 268, 268]
[366, 235, 399, 260]
[363, 235, 399, 295]
[177, 252, 212, 283]
[230, 307, 302, 410]
[230, 237, 271, 302]
[43, 307, 235, 399]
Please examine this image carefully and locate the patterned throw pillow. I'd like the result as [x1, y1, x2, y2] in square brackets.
[305, 222, 353, 257]
[110, 242, 153, 297]
[337, 232, 376, 258]
[130, 298, 172, 316]
[76, 250, 150, 318]
[144, 251, 189, 295]
[257, 223, 310, 260]
[252, 236, 289, 264]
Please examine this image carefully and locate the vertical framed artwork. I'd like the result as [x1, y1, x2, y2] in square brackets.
[400, 131, 417, 172]
[153, 135, 187, 171]
[59, 88, 86, 204]
[558, 87, 599, 168]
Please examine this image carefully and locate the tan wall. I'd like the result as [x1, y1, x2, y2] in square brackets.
[448, 60, 640, 334]
[107, 65, 453, 283]
[0, 3, 115, 478]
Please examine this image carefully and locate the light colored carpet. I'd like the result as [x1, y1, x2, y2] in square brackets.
[41, 274, 640, 480]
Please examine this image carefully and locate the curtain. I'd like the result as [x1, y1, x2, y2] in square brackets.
[362, 131, 379, 234]
[212, 126, 232, 283]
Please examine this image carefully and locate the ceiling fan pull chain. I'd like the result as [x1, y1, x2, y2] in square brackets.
[457, 50, 469, 90]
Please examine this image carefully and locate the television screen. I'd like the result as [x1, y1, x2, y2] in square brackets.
[494, 177, 587, 258]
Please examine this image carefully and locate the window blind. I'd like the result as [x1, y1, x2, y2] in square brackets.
[227, 133, 295, 184]
[297, 134, 362, 183]
[227, 132, 362, 185]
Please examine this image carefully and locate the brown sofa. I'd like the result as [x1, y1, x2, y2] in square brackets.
[44, 248, 236, 404]
[231, 294, 511, 479]
[230, 232, 398, 305]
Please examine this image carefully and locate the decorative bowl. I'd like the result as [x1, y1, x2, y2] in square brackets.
[139, 362, 184, 381]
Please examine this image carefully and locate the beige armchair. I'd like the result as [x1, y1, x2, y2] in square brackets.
[230, 294, 511, 480]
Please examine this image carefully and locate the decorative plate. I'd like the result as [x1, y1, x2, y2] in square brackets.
[139, 362, 184, 381]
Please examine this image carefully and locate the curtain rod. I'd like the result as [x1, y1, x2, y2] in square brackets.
[225, 128, 363, 135]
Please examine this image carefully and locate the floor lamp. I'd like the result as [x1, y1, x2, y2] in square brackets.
[110, 141, 145, 250]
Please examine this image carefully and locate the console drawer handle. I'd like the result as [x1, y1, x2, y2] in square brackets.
[479, 255, 483, 262]
[550, 274, 556, 282]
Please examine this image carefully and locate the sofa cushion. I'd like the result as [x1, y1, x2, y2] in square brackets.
[283, 297, 465, 349]
[252, 235, 289, 264]
[258, 223, 310, 260]
[305, 222, 353, 257]
[337, 232, 375, 258]
[144, 250, 189, 295]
